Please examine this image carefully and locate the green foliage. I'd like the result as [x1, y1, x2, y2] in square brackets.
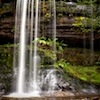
[37, 37, 53, 47]
[35, 37, 56, 65]
[56, 6, 76, 15]
[54, 57, 100, 85]
[77, 0, 97, 5]
[56, 40, 67, 52]
[0, 46, 13, 79]
[0, 45, 13, 92]
[73, 17, 86, 27]
[64, 65, 100, 85]
[0, 47, 13, 70]
[44, 13, 52, 22]
[39, 48, 56, 65]
[36, 37, 67, 66]
[56, 6, 67, 13]
[0, 44, 15, 74]
[41, 1, 53, 23]
[37, 37, 67, 52]
[0, 43, 100, 86]
[54, 59, 69, 69]
[54, 57, 100, 84]
[95, 61, 100, 65]
[57, 13, 63, 18]
[73, 16, 100, 33]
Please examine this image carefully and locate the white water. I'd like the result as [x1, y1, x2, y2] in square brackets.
[17, 0, 28, 93]
[9, 0, 57, 97]
[11, 0, 41, 96]
[32, 0, 39, 92]
[28, 0, 34, 92]
[46, 69, 57, 93]
[50, 0, 57, 93]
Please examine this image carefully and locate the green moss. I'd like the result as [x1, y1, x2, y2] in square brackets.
[62, 64, 100, 85]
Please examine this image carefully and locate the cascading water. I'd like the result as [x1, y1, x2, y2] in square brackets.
[48, 0, 57, 93]
[17, 0, 28, 93]
[8, 0, 57, 97]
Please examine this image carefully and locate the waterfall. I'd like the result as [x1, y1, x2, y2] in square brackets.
[11, 0, 41, 96]
[8, 0, 57, 97]
[17, 0, 28, 93]
[48, 0, 57, 93]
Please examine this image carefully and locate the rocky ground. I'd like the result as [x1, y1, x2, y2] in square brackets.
[0, 69, 100, 99]
[0, 93, 100, 100]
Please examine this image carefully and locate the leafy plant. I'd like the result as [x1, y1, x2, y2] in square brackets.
[37, 37, 53, 47]
[37, 37, 67, 51]
[73, 16, 100, 33]
[56, 39, 67, 52]
[33, 37, 67, 66]
[55, 59, 70, 69]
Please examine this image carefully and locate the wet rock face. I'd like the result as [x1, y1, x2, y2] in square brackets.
[0, 83, 5, 97]
[0, 68, 100, 96]
[0, 69, 13, 94]
[0, 68, 100, 100]
[38, 69, 100, 95]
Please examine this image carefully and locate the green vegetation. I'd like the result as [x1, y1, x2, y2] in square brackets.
[0, 37, 100, 85]
[73, 16, 100, 33]
[37, 37, 66, 65]
[0, 45, 13, 91]
[55, 59, 100, 85]
[37, 37, 100, 85]
[0, 45, 13, 70]
[37, 37, 67, 52]
[76, 0, 97, 5]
